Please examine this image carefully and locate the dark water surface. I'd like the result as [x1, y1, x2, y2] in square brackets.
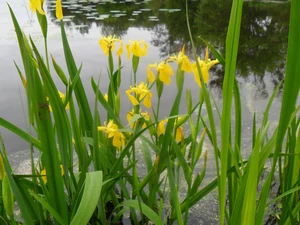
[0, 0, 290, 157]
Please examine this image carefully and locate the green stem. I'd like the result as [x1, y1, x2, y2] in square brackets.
[132, 56, 139, 84]
[155, 97, 161, 144]
[44, 37, 49, 70]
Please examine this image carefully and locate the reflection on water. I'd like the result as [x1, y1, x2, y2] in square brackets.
[47, 0, 289, 98]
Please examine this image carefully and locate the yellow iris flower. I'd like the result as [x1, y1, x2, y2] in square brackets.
[56, 0, 63, 20]
[98, 120, 125, 150]
[157, 117, 184, 142]
[99, 35, 123, 56]
[126, 40, 148, 59]
[168, 46, 192, 73]
[192, 47, 219, 88]
[147, 61, 174, 85]
[127, 109, 150, 129]
[126, 82, 152, 108]
[29, 0, 45, 15]
[157, 61, 174, 85]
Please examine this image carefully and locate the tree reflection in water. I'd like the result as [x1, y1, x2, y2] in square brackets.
[47, 0, 290, 98]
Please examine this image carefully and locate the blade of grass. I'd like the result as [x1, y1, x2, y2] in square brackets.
[228, 78, 242, 214]
[0, 118, 41, 150]
[116, 200, 163, 225]
[59, 21, 93, 134]
[219, 1, 243, 224]
[30, 191, 67, 225]
[241, 130, 261, 224]
[29, 53, 68, 224]
[31, 38, 73, 194]
[70, 171, 103, 225]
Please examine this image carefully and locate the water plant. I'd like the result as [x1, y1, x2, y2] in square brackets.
[0, 0, 299, 224]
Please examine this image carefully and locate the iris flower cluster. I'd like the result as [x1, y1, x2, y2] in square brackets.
[97, 35, 219, 149]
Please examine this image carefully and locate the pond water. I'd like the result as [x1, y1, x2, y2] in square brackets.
[0, 0, 290, 157]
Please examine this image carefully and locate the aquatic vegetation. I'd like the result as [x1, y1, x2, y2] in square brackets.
[0, 0, 299, 225]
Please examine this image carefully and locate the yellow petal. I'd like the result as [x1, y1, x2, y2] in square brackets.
[176, 126, 184, 142]
[29, 0, 35, 12]
[147, 68, 156, 83]
[112, 136, 121, 150]
[131, 41, 140, 56]
[181, 57, 192, 73]
[157, 62, 174, 85]
[200, 64, 209, 83]
[192, 61, 210, 88]
[116, 42, 123, 56]
[141, 111, 150, 120]
[127, 110, 134, 126]
[142, 43, 148, 56]
[126, 90, 139, 106]
[99, 40, 109, 56]
[207, 59, 219, 70]
[40, 169, 47, 183]
[30, 0, 45, 15]
[106, 120, 118, 132]
[157, 121, 165, 136]
[108, 132, 115, 138]
[143, 92, 152, 108]
[98, 126, 105, 131]
[112, 132, 125, 150]
[56, 0, 63, 20]
[159, 71, 171, 85]
[36, 0, 45, 15]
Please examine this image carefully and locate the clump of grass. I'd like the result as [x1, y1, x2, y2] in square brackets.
[0, 0, 299, 224]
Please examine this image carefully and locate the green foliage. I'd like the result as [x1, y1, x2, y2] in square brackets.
[0, 0, 299, 225]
